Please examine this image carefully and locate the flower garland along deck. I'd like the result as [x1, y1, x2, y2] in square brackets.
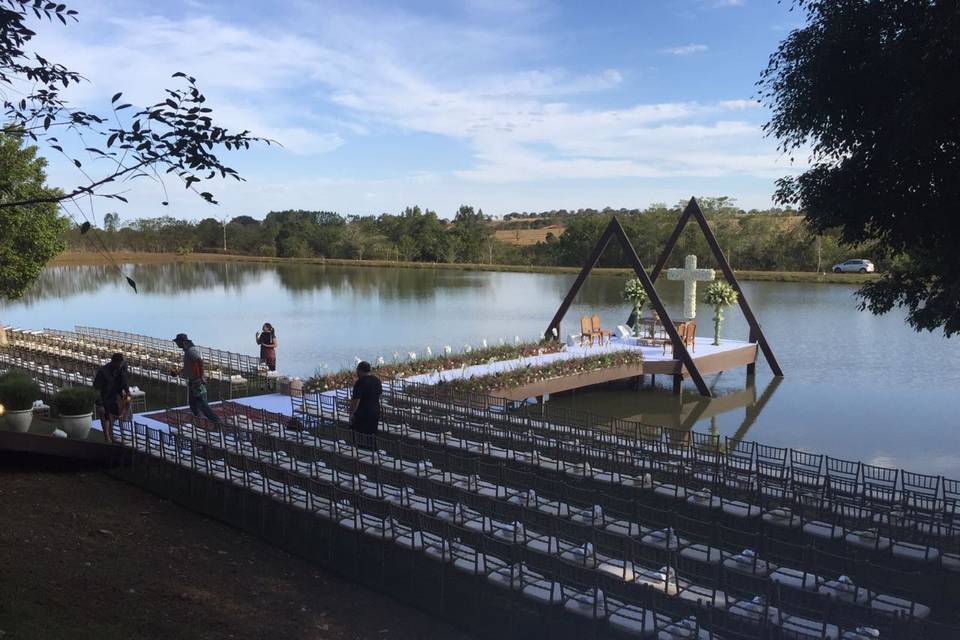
[432, 349, 645, 395]
[306, 340, 565, 392]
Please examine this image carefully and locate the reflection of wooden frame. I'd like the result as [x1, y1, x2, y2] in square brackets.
[544, 197, 783, 397]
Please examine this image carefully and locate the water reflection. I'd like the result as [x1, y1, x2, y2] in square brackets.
[547, 376, 782, 440]
[276, 264, 486, 301]
[19, 262, 267, 302]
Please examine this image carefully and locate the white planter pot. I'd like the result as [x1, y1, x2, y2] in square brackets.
[5, 408, 33, 432]
[60, 412, 93, 440]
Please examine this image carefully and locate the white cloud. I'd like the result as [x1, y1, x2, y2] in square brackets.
[28, 0, 794, 216]
[712, 0, 745, 7]
[661, 43, 708, 56]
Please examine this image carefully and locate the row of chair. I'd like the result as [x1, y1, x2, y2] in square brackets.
[148, 409, 945, 628]
[119, 415, 947, 639]
[293, 392, 960, 561]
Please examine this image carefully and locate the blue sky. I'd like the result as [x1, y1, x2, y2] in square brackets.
[36, 0, 806, 221]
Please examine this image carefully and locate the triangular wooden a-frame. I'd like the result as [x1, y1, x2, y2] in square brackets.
[544, 214, 713, 397]
[648, 197, 784, 378]
[544, 197, 784, 398]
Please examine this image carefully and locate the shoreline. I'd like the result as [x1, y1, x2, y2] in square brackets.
[51, 251, 880, 285]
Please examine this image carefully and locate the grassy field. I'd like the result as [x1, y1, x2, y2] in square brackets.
[492, 224, 565, 246]
[52, 251, 880, 285]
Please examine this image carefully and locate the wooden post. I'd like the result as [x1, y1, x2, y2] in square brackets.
[612, 220, 712, 397]
[686, 198, 784, 377]
[544, 224, 615, 340]
[673, 375, 682, 395]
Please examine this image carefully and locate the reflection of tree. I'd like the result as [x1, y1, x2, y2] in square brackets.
[13, 262, 489, 306]
[276, 264, 486, 301]
[14, 262, 266, 303]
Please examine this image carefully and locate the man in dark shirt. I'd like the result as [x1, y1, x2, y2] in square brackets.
[93, 352, 130, 443]
[350, 361, 382, 449]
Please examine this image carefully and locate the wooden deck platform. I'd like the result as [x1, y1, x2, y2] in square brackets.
[404, 337, 758, 401]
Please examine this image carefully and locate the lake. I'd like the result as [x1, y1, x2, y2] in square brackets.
[4, 261, 960, 476]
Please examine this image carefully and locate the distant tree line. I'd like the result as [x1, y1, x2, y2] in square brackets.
[64, 197, 875, 273]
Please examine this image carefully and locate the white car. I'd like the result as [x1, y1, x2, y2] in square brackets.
[832, 259, 875, 273]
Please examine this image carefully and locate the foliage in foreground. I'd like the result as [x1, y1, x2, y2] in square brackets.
[0, 131, 66, 300]
[0, 0, 261, 299]
[761, 0, 960, 336]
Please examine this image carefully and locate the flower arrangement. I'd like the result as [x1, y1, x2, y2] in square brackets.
[436, 350, 645, 395]
[703, 281, 739, 345]
[622, 277, 649, 337]
[306, 339, 565, 392]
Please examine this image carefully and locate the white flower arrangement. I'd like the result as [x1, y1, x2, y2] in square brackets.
[443, 345, 453, 356]
[482, 339, 488, 348]
[408, 351, 417, 361]
[703, 281, 739, 346]
[426, 346, 433, 357]
[622, 277, 649, 338]
[377, 356, 385, 367]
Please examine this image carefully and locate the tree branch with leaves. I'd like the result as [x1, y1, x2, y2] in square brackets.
[0, 0, 267, 298]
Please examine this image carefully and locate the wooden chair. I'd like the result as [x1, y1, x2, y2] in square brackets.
[579, 316, 597, 347]
[662, 320, 697, 354]
[590, 314, 614, 346]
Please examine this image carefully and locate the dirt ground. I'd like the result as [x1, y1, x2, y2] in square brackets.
[0, 455, 475, 640]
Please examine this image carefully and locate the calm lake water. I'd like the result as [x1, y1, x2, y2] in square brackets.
[4, 262, 960, 476]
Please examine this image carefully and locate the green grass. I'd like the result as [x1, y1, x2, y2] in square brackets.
[54, 251, 880, 284]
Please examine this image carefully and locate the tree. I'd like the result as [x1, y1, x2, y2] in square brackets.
[450, 205, 492, 264]
[103, 212, 120, 232]
[1, 1, 265, 214]
[0, 131, 67, 299]
[761, 1, 960, 336]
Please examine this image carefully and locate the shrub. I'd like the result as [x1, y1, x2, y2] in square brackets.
[0, 373, 41, 411]
[51, 386, 97, 416]
[0, 368, 32, 384]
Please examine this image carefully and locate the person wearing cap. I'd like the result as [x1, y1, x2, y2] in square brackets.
[93, 352, 131, 443]
[350, 360, 382, 449]
[172, 333, 221, 424]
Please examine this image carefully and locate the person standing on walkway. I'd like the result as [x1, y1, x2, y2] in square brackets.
[255, 322, 278, 371]
[172, 333, 221, 424]
[350, 361, 382, 449]
[93, 352, 130, 442]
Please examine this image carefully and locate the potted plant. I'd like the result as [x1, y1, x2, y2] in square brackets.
[0, 370, 41, 432]
[703, 281, 739, 346]
[622, 277, 649, 338]
[51, 386, 97, 439]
